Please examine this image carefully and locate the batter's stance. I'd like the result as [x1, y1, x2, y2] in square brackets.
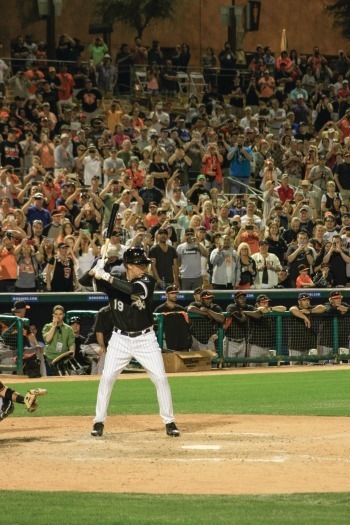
[88, 247, 180, 438]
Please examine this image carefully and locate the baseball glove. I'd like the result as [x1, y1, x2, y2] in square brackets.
[24, 388, 48, 413]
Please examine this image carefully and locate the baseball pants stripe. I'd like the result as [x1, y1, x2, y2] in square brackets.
[94, 330, 175, 425]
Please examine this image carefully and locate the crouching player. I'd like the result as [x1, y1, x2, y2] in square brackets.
[0, 382, 47, 422]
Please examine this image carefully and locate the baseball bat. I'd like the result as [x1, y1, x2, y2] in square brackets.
[102, 202, 119, 262]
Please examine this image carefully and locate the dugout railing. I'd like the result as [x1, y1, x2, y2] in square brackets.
[0, 315, 29, 375]
[219, 311, 350, 366]
[66, 311, 226, 367]
[66, 310, 350, 368]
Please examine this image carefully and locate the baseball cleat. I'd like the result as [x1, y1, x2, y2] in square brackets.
[166, 422, 180, 437]
[91, 422, 104, 437]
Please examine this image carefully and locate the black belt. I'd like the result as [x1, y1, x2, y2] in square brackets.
[227, 338, 244, 343]
[114, 327, 152, 338]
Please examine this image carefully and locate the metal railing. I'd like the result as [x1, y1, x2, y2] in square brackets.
[220, 311, 350, 366]
[0, 315, 29, 374]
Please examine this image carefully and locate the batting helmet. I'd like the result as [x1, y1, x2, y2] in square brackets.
[69, 316, 81, 324]
[123, 248, 151, 266]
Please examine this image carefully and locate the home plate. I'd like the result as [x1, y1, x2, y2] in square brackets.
[181, 445, 221, 450]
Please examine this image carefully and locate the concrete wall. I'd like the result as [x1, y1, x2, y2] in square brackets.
[0, 1, 348, 66]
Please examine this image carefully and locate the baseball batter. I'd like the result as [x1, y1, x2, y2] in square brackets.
[88, 247, 180, 438]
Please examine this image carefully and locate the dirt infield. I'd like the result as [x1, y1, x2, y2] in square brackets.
[1, 412, 350, 495]
[1, 366, 350, 495]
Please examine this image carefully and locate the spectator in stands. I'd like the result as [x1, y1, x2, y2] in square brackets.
[218, 42, 236, 95]
[334, 150, 350, 207]
[161, 60, 179, 98]
[295, 263, 314, 288]
[149, 228, 179, 289]
[274, 268, 292, 288]
[55, 63, 75, 117]
[252, 240, 282, 289]
[177, 227, 208, 290]
[0, 129, 24, 172]
[227, 134, 253, 194]
[210, 234, 241, 289]
[0, 232, 18, 292]
[291, 94, 309, 125]
[287, 231, 315, 287]
[45, 241, 77, 292]
[76, 79, 102, 123]
[147, 40, 163, 66]
[54, 134, 74, 172]
[23, 192, 51, 227]
[169, 147, 192, 193]
[235, 242, 257, 289]
[139, 175, 163, 213]
[322, 234, 350, 287]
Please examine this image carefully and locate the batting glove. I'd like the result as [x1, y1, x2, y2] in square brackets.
[94, 268, 112, 282]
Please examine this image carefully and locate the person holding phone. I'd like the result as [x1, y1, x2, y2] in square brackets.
[185, 174, 211, 206]
[42, 305, 75, 375]
[227, 134, 253, 195]
[286, 231, 315, 287]
[322, 234, 350, 287]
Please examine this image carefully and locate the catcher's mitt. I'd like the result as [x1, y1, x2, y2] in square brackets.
[24, 388, 47, 413]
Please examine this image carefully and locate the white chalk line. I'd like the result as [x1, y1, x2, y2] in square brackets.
[73, 456, 288, 463]
[184, 432, 273, 437]
[181, 445, 221, 450]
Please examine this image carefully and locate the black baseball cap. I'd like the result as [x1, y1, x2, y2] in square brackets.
[256, 294, 270, 303]
[166, 285, 179, 293]
[185, 228, 195, 234]
[12, 300, 30, 312]
[298, 264, 309, 271]
[259, 240, 269, 246]
[200, 290, 214, 299]
[234, 291, 246, 299]
[298, 293, 311, 300]
[69, 316, 81, 324]
[193, 287, 202, 295]
[330, 291, 343, 298]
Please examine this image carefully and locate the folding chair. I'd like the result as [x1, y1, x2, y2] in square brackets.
[189, 72, 208, 96]
[177, 72, 189, 95]
[134, 70, 148, 96]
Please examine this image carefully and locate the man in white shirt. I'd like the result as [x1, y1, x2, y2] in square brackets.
[103, 147, 125, 181]
[82, 145, 103, 186]
[240, 201, 263, 231]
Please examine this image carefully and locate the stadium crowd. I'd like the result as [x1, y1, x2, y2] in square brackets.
[1, 35, 350, 293]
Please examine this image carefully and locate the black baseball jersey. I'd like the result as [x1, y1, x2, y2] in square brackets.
[225, 303, 254, 340]
[318, 302, 350, 348]
[187, 300, 223, 345]
[85, 306, 114, 347]
[248, 309, 275, 348]
[154, 303, 192, 350]
[98, 273, 156, 331]
[288, 306, 318, 352]
[74, 334, 87, 365]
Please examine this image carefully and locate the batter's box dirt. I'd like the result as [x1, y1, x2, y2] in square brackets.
[1, 414, 350, 494]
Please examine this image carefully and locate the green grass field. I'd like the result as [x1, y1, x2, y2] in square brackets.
[1, 492, 350, 525]
[7, 370, 350, 418]
[3, 370, 350, 524]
